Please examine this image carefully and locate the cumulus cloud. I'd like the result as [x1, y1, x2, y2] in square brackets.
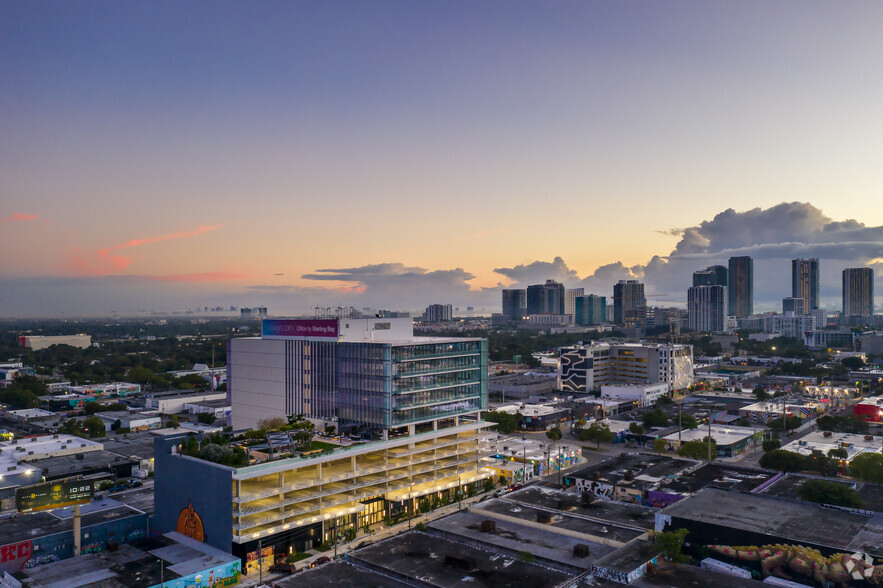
[490, 203, 882, 310]
[639, 202, 883, 308]
[492, 257, 579, 287]
[300, 264, 486, 309]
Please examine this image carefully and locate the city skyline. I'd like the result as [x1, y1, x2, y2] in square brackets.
[2, 3, 883, 316]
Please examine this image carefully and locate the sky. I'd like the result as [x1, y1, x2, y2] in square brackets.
[2, 1, 883, 316]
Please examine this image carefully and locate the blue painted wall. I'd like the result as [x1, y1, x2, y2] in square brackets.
[153, 434, 234, 552]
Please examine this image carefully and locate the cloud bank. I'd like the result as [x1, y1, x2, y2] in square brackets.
[1, 203, 880, 316]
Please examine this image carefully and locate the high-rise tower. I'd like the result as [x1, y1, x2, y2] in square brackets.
[792, 258, 820, 311]
[727, 256, 753, 317]
[842, 268, 874, 317]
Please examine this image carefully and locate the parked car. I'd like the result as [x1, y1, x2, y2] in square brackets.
[311, 556, 331, 568]
[269, 562, 296, 574]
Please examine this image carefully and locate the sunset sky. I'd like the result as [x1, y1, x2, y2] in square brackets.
[2, 2, 883, 316]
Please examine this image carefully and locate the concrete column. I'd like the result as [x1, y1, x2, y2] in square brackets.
[352, 455, 357, 472]
[73, 504, 81, 556]
[318, 463, 323, 480]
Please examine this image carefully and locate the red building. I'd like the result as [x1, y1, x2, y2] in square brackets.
[854, 397, 883, 423]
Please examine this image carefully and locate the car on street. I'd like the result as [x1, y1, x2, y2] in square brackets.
[269, 562, 296, 574]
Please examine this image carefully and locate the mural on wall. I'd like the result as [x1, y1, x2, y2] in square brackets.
[575, 479, 615, 500]
[177, 501, 205, 542]
[709, 544, 883, 586]
[0, 540, 32, 574]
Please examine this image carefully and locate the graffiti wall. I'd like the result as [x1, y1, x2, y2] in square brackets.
[646, 490, 684, 509]
[575, 479, 616, 501]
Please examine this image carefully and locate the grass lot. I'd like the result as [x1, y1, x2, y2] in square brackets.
[308, 440, 339, 451]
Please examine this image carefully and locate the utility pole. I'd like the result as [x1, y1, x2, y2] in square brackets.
[558, 445, 563, 489]
[707, 417, 712, 461]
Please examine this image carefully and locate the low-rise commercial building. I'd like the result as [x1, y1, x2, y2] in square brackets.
[600, 383, 668, 407]
[662, 424, 763, 457]
[143, 391, 226, 414]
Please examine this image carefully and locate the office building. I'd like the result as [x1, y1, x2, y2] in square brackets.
[422, 303, 453, 322]
[564, 288, 584, 316]
[842, 267, 874, 317]
[229, 317, 487, 438]
[558, 342, 693, 393]
[782, 297, 807, 316]
[692, 265, 727, 287]
[526, 280, 565, 315]
[574, 294, 606, 326]
[687, 285, 727, 333]
[762, 313, 815, 339]
[613, 280, 646, 326]
[157, 316, 492, 571]
[501, 289, 526, 321]
[792, 258, 820, 310]
[18, 334, 92, 350]
[727, 257, 753, 317]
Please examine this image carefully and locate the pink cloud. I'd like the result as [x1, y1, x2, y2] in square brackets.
[0, 213, 38, 222]
[67, 224, 223, 276]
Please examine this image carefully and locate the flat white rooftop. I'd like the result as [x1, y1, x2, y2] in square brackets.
[664, 424, 758, 447]
[0, 434, 103, 474]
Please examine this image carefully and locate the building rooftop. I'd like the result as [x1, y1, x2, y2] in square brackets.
[349, 530, 572, 588]
[0, 434, 103, 474]
[273, 559, 410, 587]
[101, 434, 158, 461]
[184, 399, 230, 409]
[0, 503, 143, 546]
[7, 408, 56, 419]
[504, 486, 656, 530]
[429, 510, 612, 571]
[20, 532, 237, 588]
[567, 453, 698, 491]
[662, 424, 758, 447]
[781, 430, 882, 462]
[472, 498, 645, 545]
[589, 539, 661, 576]
[27, 449, 137, 479]
[658, 463, 777, 495]
[495, 403, 565, 418]
[662, 487, 883, 557]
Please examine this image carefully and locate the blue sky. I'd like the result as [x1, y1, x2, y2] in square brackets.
[2, 2, 882, 315]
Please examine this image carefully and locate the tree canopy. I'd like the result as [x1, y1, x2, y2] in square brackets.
[850, 453, 883, 484]
[485, 411, 520, 434]
[677, 437, 716, 460]
[759, 449, 806, 472]
[642, 409, 669, 428]
[798, 479, 864, 509]
[579, 421, 615, 448]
